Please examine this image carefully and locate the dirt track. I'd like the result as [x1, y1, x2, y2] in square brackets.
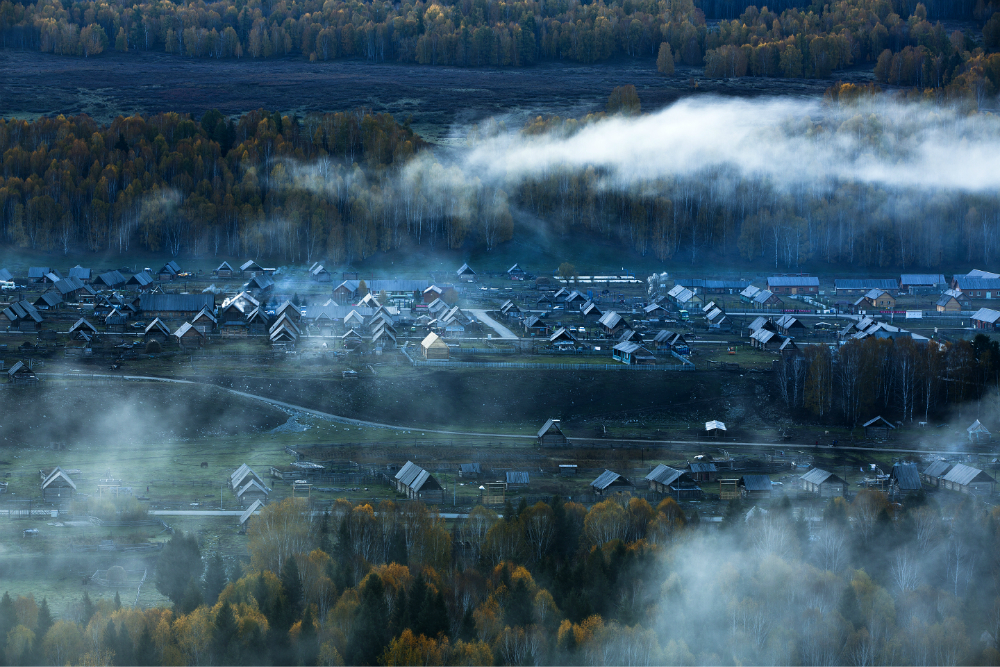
[0, 50, 877, 141]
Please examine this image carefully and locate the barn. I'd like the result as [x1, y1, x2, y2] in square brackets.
[863, 416, 895, 440]
[800, 468, 847, 497]
[591, 470, 635, 496]
[237, 479, 270, 507]
[41, 468, 76, 505]
[394, 461, 444, 503]
[139, 294, 215, 320]
[537, 419, 568, 447]
[644, 464, 701, 499]
[173, 322, 205, 348]
[740, 475, 773, 499]
[920, 460, 953, 488]
[940, 464, 995, 496]
[889, 463, 922, 497]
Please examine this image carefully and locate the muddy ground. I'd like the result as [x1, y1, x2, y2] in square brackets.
[0, 50, 877, 141]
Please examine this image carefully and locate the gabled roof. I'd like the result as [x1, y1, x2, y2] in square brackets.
[240, 260, 263, 271]
[862, 416, 895, 429]
[344, 309, 365, 325]
[456, 263, 476, 275]
[973, 308, 1000, 324]
[237, 479, 271, 498]
[753, 290, 778, 304]
[269, 324, 298, 341]
[35, 292, 62, 308]
[537, 418, 563, 438]
[54, 276, 86, 295]
[28, 267, 50, 278]
[705, 420, 726, 431]
[689, 462, 717, 473]
[246, 307, 271, 325]
[598, 311, 623, 329]
[922, 460, 953, 478]
[160, 261, 182, 275]
[126, 271, 154, 287]
[216, 261, 234, 272]
[548, 327, 577, 343]
[0, 269, 12, 281]
[591, 469, 631, 490]
[890, 463, 921, 490]
[942, 463, 994, 487]
[834, 278, 898, 290]
[247, 275, 275, 290]
[801, 468, 842, 485]
[140, 294, 214, 313]
[645, 464, 685, 486]
[955, 276, 1000, 290]
[460, 463, 481, 474]
[239, 499, 264, 525]
[95, 270, 127, 287]
[231, 465, 264, 489]
[751, 329, 776, 344]
[508, 264, 525, 274]
[901, 274, 944, 285]
[69, 318, 98, 334]
[653, 329, 676, 343]
[741, 475, 773, 492]
[145, 318, 171, 336]
[41, 467, 76, 490]
[192, 308, 217, 324]
[421, 331, 447, 348]
[173, 322, 203, 338]
[740, 285, 761, 298]
[7, 361, 30, 377]
[968, 419, 991, 435]
[270, 313, 301, 335]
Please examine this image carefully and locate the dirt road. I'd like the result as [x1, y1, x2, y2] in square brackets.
[468, 309, 519, 339]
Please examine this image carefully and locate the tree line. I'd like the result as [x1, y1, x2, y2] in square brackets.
[779, 333, 1000, 427]
[3, 487, 1000, 665]
[0, 0, 996, 76]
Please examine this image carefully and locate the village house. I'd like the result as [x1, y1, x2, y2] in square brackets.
[456, 263, 477, 280]
[748, 316, 777, 335]
[309, 263, 332, 282]
[420, 332, 449, 359]
[506, 472, 530, 489]
[68, 265, 92, 283]
[144, 318, 171, 344]
[767, 275, 819, 295]
[394, 461, 444, 503]
[972, 308, 1000, 331]
[675, 278, 751, 295]
[687, 462, 718, 482]
[7, 361, 37, 384]
[953, 275, 1000, 298]
[936, 289, 968, 313]
[612, 341, 656, 365]
[125, 271, 154, 290]
[191, 308, 218, 333]
[240, 260, 265, 278]
[590, 470, 634, 496]
[33, 292, 63, 310]
[968, 420, 992, 444]
[459, 463, 482, 479]
[139, 294, 215, 320]
[507, 264, 527, 280]
[173, 322, 205, 348]
[537, 419, 568, 447]
[522, 316, 550, 337]
[69, 318, 99, 341]
[750, 328, 787, 351]
[940, 464, 995, 495]
[752, 290, 784, 310]
[854, 288, 896, 311]
[27, 267, 51, 283]
[237, 479, 271, 507]
[156, 261, 182, 281]
[644, 464, 702, 499]
[740, 285, 761, 302]
[889, 463, 922, 497]
[863, 416, 895, 440]
[214, 261, 235, 278]
[800, 468, 848, 497]
[598, 311, 628, 336]
[740, 475, 773, 499]
[2, 301, 43, 331]
[548, 328, 579, 349]
[900, 274, 946, 294]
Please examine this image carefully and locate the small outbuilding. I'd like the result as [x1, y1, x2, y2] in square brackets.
[740, 475, 773, 499]
[800, 468, 847, 497]
[590, 470, 634, 496]
[920, 460, 953, 488]
[506, 472, 530, 488]
[705, 420, 726, 437]
[537, 419, 568, 447]
[644, 464, 702, 499]
[968, 420, 992, 444]
[940, 464, 995, 496]
[420, 332, 449, 359]
[41, 467, 76, 504]
[863, 416, 895, 440]
[889, 462, 922, 497]
[394, 461, 444, 503]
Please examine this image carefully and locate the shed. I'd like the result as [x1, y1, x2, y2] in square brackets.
[394, 461, 444, 503]
[456, 263, 476, 279]
[420, 332, 449, 360]
[775, 314, 806, 335]
[968, 420, 992, 444]
[144, 318, 171, 343]
[214, 261, 235, 278]
[767, 275, 819, 295]
[41, 467, 76, 504]
[7, 361, 37, 384]
[936, 291, 966, 313]
[507, 264, 527, 279]
[800, 468, 847, 497]
[157, 261, 182, 280]
[644, 464, 701, 499]
[173, 322, 205, 348]
[940, 464, 995, 495]
[231, 464, 265, 490]
[687, 462, 718, 482]
[612, 341, 656, 365]
[69, 318, 99, 337]
[240, 260, 264, 277]
[705, 420, 726, 437]
[125, 271, 155, 290]
[238, 499, 264, 530]
[506, 472, 530, 488]
[537, 419, 568, 447]
[558, 465, 577, 476]
[740, 475, 773, 499]
[901, 274, 946, 294]
[590, 470, 634, 496]
[863, 416, 895, 440]
[972, 308, 1000, 331]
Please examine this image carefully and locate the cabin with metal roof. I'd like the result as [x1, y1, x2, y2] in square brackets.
[157, 261, 182, 280]
[590, 470, 634, 496]
[644, 464, 701, 499]
[239, 260, 265, 277]
[705, 420, 726, 436]
[953, 275, 1000, 297]
[394, 461, 444, 503]
[33, 292, 63, 310]
[191, 308, 217, 333]
[752, 290, 783, 309]
[237, 479, 271, 507]
[740, 475, 773, 499]
[775, 315, 806, 336]
[972, 308, 1000, 330]
[833, 278, 898, 295]
[767, 275, 819, 295]
[459, 463, 482, 478]
[936, 290, 967, 313]
[548, 328, 579, 348]
[800, 468, 847, 497]
[537, 419, 568, 447]
[246, 274, 275, 292]
[507, 264, 527, 279]
[687, 461, 717, 482]
[523, 316, 550, 337]
[941, 464, 995, 495]
[238, 499, 264, 531]
[598, 311, 628, 336]
[28, 267, 51, 283]
[7, 361, 37, 385]
[889, 463, 922, 496]
[139, 294, 215, 319]
[456, 263, 476, 280]
[214, 261, 235, 278]
[863, 416, 895, 440]
[612, 341, 656, 365]
[125, 271, 155, 290]
[2, 300, 43, 331]
[70, 318, 99, 339]
[0, 268, 11, 282]
[921, 460, 953, 487]
[420, 332, 449, 359]
[143, 318, 171, 343]
[309, 263, 332, 282]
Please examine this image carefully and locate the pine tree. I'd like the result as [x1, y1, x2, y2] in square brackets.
[280, 557, 303, 613]
[81, 591, 96, 625]
[212, 602, 238, 665]
[113, 591, 122, 610]
[135, 625, 155, 666]
[345, 575, 389, 665]
[298, 606, 320, 666]
[389, 587, 408, 637]
[203, 553, 228, 606]
[116, 623, 135, 666]
[0, 591, 17, 656]
[102, 620, 118, 663]
[179, 578, 203, 614]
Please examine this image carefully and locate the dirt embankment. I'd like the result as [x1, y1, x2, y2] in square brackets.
[0, 50, 876, 140]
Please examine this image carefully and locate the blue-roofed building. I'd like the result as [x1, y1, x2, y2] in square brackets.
[900, 274, 946, 294]
[767, 275, 819, 295]
[834, 278, 899, 295]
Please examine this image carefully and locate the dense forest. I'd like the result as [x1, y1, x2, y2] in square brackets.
[1, 492, 999, 665]
[0, 0, 998, 84]
[779, 334, 1000, 427]
[4, 95, 1000, 267]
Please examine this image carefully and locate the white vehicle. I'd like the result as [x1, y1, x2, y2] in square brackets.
[0, 281, 15, 291]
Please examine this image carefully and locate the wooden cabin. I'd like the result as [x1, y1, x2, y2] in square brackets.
[394, 461, 444, 503]
[420, 332, 449, 359]
[173, 322, 205, 348]
[591, 470, 634, 496]
[800, 468, 847, 497]
[41, 468, 76, 504]
[537, 419, 568, 447]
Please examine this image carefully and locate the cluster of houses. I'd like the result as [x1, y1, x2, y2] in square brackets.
[229, 464, 271, 508]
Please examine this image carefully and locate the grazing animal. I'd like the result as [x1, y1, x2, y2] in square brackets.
[200, 461, 208, 468]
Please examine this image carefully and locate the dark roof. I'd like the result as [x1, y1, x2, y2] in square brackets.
[801, 468, 844, 485]
[955, 276, 1000, 290]
[741, 475, 773, 492]
[890, 463, 921, 490]
[973, 308, 1000, 324]
[900, 274, 945, 285]
[459, 463, 481, 474]
[863, 416, 895, 429]
[834, 278, 898, 290]
[675, 279, 750, 289]
[139, 294, 215, 313]
[240, 260, 262, 271]
[69, 318, 98, 333]
[160, 261, 181, 275]
[922, 460, 953, 478]
[0, 269, 11, 281]
[537, 418, 564, 438]
[126, 271, 154, 286]
[35, 292, 62, 308]
[28, 267, 50, 278]
[216, 261, 234, 272]
[645, 464, 684, 486]
[688, 462, 717, 473]
[247, 275, 275, 290]
[506, 472, 530, 484]
[68, 266, 92, 280]
[54, 276, 86, 295]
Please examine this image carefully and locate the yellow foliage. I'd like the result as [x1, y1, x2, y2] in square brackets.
[381, 628, 446, 665]
[319, 640, 344, 666]
[376, 562, 412, 595]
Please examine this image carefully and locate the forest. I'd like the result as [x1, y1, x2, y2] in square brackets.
[1, 491, 999, 665]
[778, 334, 1000, 427]
[0, 0, 998, 85]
